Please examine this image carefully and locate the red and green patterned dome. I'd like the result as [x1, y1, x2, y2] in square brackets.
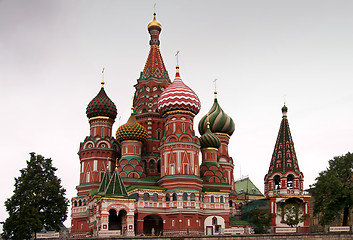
[157, 68, 201, 115]
[200, 123, 221, 149]
[116, 110, 148, 143]
[198, 96, 235, 136]
[86, 87, 117, 119]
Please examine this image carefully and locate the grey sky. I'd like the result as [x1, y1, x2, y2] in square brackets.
[1, 0, 352, 229]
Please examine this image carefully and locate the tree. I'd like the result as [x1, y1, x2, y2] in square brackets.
[249, 209, 272, 234]
[310, 152, 353, 226]
[2, 153, 69, 240]
[279, 203, 308, 227]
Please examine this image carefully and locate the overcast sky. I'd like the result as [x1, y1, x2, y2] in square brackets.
[1, 0, 353, 230]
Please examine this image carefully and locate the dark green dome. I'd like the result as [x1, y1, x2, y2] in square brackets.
[199, 98, 235, 136]
[200, 123, 221, 149]
[86, 87, 117, 119]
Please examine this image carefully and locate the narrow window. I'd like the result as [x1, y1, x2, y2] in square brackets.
[102, 127, 104, 137]
[211, 196, 214, 203]
[184, 164, 188, 175]
[93, 160, 97, 171]
[166, 193, 170, 202]
[172, 220, 175, 227]
[274, 175, 281, 190]
[153, 193, 158, 202]
[183, 193, 188, 201]
[190, 193, 195, 201]
[287, 174, 294, 189]
[220, 196, 224, 203]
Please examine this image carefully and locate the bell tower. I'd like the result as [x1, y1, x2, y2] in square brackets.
[264, 104, 310, 233]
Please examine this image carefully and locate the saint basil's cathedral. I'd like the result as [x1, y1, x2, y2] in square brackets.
[70, 13, 310, 237]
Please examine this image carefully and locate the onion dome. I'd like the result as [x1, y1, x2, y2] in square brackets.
[198, 93, 235, 136]
[200, 122, 221, 149]
[148, 13, 162, 32]
[157, 67, 201, 116]
[86, 84, 117, 120]
[116, 108, 148, 143]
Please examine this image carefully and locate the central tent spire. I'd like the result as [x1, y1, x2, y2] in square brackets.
[141, 13, 169, 79]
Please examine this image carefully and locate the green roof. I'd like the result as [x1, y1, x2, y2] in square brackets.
[126, 185, 166, 192]
[234, 177, 263, 196]
[104, 168, 128, 197]
[97, 169, 111, 194]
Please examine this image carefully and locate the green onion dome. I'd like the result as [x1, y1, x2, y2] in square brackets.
[86, 87, 117, 119]
[198, 97, 235, 136]
[116, 110, 148, 143]
[200, 123, 221, 149]
[282, 104, 288, 113]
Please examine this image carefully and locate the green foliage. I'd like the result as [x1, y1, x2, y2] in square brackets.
[310, 152, 353, 226]
[2, 153, 69, 240]
[279, 203, 308, 227]
[249, 209, 272, 234]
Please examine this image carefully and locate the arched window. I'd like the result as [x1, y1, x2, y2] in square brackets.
[149, 159, 155, 169]
[274, 175, 281, 190]
[184, 164, 188, 174]
[212, 217, 217, 225]
[143, 193, 149, 201]
[287, 174, 294, 189]
[172, 193, 177, 201]
[157, 160, 161, 174]
[83, 199, 87, 206]
[190, 193, 195, 201]
[220, 196, 224, 203]
[166, 193, 170, 202]
[79, 200, 82, 206]
[153, 193, 158, 202]
[183, 193, 188, 201]
[74, 201, 77, 207]
[229, 200, 233, 207]
[211, 196, 214, 203]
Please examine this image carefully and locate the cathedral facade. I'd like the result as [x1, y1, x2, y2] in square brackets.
[70, 13, 310, 237]
[70, 14, 237, 237]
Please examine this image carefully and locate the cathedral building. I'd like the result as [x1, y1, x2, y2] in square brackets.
[70, 13, 237, 237]
[70, 13, 310, 237]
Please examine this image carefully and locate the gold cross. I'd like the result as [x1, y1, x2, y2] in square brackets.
[175, 51, 180, 66]
[101, 68, 105, 87]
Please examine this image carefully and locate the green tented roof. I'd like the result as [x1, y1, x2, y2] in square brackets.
[104, 168, 128, 197]
[234, 177, 263, 196]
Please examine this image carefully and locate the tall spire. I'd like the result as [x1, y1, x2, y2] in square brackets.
[141, 13, 168, 79]
[268, 104, 300, 175]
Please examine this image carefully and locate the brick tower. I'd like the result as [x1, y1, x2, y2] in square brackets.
[264, 104, 310, 233]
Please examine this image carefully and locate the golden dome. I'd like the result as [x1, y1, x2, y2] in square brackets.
[148, 13, 162, 32]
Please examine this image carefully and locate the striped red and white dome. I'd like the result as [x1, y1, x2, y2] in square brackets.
[157, 69, 201, 115]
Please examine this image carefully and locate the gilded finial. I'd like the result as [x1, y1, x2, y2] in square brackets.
[213, 78, 218, 98]
[101, 68, 105, 88]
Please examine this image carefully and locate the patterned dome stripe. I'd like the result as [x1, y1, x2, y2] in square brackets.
[86, 88, 117, 120]
[198, 99, 235, 136]
[157, 77, 201, 115]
